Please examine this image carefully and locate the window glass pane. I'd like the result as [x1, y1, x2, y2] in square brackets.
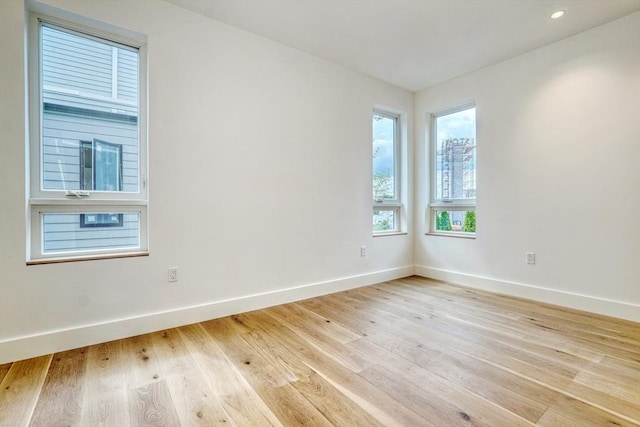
[373, 209, 397, 232]
[81, 213, 123, 228]
[42, 212, 139, 254]
[94, 140, 122, 191]
[41, 25, 138, 192]
[373, 114, 396, 201]
[80, 141, 92, 190]
[434, 210, 476, 233]
[435, 107, 476, 200]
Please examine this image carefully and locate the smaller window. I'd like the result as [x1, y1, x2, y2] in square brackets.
[373, 111, 402, 234]
[41, 212, 140, 255]
[433, 209, 476, 233]
[80, 213, 124, 228]
[373, 208, 398, 233]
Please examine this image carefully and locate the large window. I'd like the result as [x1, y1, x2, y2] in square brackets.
[430, 105, 476, 236]
[28, 15, 147, 262]
[373, 111, 401, 234]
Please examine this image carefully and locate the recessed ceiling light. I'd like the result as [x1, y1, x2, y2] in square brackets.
[550, 10, 566, 19]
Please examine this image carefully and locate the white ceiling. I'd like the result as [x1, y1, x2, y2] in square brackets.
[166, 0, 640, 91]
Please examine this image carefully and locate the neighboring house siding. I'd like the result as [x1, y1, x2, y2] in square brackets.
[42, 27, 113, 98]
[42, 111, 138, 191]
[43, 213, 139, 253]
[117, 49, 138, 102]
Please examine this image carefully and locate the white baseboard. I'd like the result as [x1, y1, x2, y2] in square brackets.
[415, 265, 640, 323]
[0, 266, 414, 364]
[5, 264, 634, 364]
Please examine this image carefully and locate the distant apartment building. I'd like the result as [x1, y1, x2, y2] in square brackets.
[436, 137, 476, 229]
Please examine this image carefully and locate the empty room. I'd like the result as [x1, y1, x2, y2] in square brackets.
[0, 0, 639, 425]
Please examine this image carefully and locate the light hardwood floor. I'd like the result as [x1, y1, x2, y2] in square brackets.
[1, 276, 639, 426]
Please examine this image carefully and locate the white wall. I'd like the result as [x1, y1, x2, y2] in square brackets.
[415, 12, 640, 321]
[0, 0, 414, 363]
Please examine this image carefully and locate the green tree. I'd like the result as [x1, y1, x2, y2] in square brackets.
[463, 211, 476, 233]
[437, 211, 451, 231]
[373, 170, 393, 201]
[373, 210, 392, 231]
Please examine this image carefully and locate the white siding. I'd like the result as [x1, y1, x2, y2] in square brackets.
[42, 25, 113, 98]
[41, 24, 138, 115]
[117, 49, 138, 103]
[43, 213, 139, 253]
[42, 111, 138, 191]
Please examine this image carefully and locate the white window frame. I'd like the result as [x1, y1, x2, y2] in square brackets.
[429, 103, 476, 237]
[373, 109, 403, 235]
[27, 12, 148, 262]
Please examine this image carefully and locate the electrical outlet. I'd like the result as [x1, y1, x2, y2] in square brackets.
[360, 246, 367, 257]
[526, 252, 536, 265]
[168, 267, 178, 282]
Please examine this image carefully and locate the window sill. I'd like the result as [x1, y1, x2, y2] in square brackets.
[27, 251, 149, 265]
[426, 232, 476, 239]
[373, 232, 408, 237]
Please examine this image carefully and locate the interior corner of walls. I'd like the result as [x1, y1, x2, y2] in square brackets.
[415, 265, 640, 323]
[0, 265, 414, 364]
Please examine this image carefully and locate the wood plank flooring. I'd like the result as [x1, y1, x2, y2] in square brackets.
[1, 276, 639, 426]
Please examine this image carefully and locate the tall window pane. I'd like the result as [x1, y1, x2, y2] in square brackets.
[373, 114, 397, 202]
[94, 140, 122, 191]
[41, 25, 138, 192]
[435, 107, 476, 201]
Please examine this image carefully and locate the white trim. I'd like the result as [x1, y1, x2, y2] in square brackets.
[425, 231, 475, 239]
[431, 101, 476, 119]
[373, 231, 408, 237]
[429, 202, 476, 209]
[415, 265, 640, 323]
[3, 263, 637, 363]
[0, 266, 414, 364]
[27, 2, 147, 46]
[30, 198, 148, 206]
[27, 11, 149, 261]
[373, 202, 403, 208]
